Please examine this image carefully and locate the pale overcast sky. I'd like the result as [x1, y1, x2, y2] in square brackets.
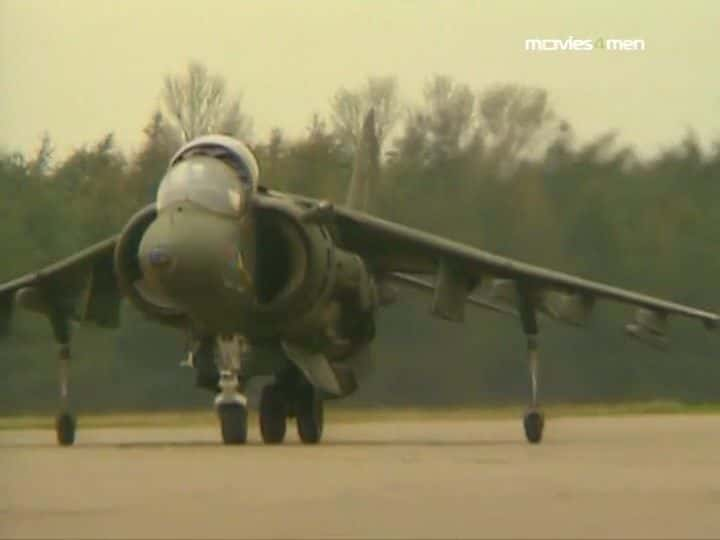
[1, 0, 718, 160]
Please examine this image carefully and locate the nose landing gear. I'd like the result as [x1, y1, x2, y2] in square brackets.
[214, 335, 249, 445]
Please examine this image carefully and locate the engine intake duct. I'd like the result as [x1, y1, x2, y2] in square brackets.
[254, 210, 308, 306]
[113, 204, 186, 326]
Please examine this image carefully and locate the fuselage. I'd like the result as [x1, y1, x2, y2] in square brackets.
[123, 137, 377, 360]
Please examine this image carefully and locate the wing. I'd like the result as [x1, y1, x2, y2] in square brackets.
[328, 205, 718, 344]
[0, 236, 121, 339]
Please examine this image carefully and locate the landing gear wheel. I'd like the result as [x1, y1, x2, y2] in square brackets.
[260, 385, 288, 444]
[523, 408, 545, 444]
[218, 403, 248, 445]
[296, 386, 324, 444]
[55, 412, 76, 446]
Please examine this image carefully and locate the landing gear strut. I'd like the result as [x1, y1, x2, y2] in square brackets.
[214, 335, 248, 445]
[44, 309, 77, 446]
[523, 335, 544, 443]
[516, 283, 545, 444]
[55, 344, 77, 446]
[55, 343, 76, 446]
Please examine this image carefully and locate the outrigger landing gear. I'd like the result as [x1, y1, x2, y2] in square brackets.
[516, 283, 545, 444]
[214, 335, 248, 445]
[48, 307, 76, 447]
[523, 335, 544, 444]
[55, 343, 76, 446]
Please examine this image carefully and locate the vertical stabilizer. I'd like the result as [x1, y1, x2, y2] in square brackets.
[345, 109, 380, 212]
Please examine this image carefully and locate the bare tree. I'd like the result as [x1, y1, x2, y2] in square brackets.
[161, 62, 252, 144]
[422, 75, 475, 159]
[331, 76, 401, 152]
[478, 84, 561, 162]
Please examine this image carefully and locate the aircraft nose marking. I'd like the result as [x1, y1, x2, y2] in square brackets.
[148, 247, 173, 268]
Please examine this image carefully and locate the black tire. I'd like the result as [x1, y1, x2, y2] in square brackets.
[523, 409, 545, 444]
[55, 412, 76, 446]
[218, 403, 248, 445]
[296, 386, 324, 444]
[260, 385, 288, 444]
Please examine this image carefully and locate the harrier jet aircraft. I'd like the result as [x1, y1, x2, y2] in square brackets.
[1, 111, 717, 446]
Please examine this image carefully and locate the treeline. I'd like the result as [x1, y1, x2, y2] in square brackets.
[2, 67, 720, 413]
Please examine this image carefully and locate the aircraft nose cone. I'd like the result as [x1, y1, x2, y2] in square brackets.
[147, 247, 173, 268]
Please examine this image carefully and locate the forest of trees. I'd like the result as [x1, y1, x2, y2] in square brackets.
[2, 64, 720, 414]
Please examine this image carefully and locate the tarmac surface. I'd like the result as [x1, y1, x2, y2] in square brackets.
[2, 414, 720, 539]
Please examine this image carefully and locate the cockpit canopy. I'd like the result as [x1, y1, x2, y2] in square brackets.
[169, 135, 259, 190]
[158, 136, 260, 216]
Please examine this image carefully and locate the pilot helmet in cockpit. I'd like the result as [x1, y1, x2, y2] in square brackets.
[169, 135, 259, 190]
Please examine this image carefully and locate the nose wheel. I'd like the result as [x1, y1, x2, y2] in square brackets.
[217, 402, 248, 444]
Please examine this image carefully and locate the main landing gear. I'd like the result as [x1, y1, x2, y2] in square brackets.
[259, 382, 324, 445]
[259, 384, 287, 444]
[211, 336, 325, 445]
[295, 384, 324, 444]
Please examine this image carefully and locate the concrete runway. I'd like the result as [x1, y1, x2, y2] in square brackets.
[2, 414, 720, 539]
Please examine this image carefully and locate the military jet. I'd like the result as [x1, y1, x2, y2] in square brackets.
[1, 111, 717, 446]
